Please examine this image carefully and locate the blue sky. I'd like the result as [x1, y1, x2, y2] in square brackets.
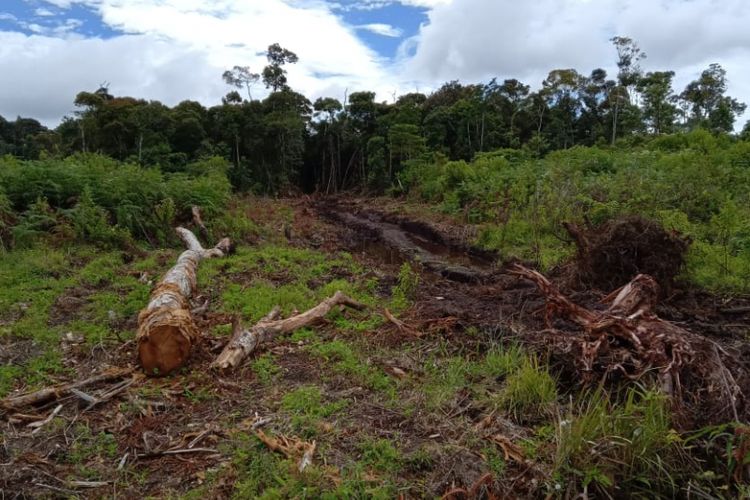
[0, 1, 121, 38]
[0, 0, 428, 57]
[1, 0, 749, 128]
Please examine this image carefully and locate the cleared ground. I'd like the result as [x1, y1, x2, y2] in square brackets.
[1, 197, 748, 498]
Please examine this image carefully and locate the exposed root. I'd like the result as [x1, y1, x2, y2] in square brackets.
[563, 217, 690, 291]
[511, 264, 747, 425]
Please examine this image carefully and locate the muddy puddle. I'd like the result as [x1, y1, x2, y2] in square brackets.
[320, 204, 496, 283]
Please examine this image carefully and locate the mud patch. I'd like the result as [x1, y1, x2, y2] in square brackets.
[319, 202, 494, 283]
[48, 286, 94, 326]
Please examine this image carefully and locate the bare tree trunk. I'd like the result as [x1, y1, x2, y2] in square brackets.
[137, 227, 231, 375]
[212, 291, 365, 370]
[611, 102, 619, 145]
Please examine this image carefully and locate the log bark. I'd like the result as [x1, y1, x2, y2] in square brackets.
[137, 227, 230, 375]
[212, 291, 365, 370]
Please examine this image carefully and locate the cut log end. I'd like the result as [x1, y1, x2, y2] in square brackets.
[138, 324, 193, 376]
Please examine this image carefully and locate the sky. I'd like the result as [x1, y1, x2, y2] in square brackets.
[1, 0, 749, 128]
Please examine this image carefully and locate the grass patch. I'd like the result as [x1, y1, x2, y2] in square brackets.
[309, 339, 395, 395]
[553, 387, 685, 496]
[280, 385, 348, 437]
[252, 353, 280, 385]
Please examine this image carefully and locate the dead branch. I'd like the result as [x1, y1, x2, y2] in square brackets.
[191, 205, 210, 243]
[27, 404, 63, 434]
[383, 308, 421, 337]
[1, 367, 134, 411]
[136, 447, 219, 459]
[212, 291, 365, 370]
[137, 227, 231, 375]
[255, 429, 316, 471]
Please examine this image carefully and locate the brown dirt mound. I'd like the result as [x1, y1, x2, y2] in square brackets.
[564, 216, 690, 291]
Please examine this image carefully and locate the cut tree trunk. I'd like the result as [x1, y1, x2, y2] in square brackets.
[212, 291, 365, 370]
[137, 227, 230, 375]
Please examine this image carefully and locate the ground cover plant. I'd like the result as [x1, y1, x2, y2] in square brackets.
[1, 171, 748, 497]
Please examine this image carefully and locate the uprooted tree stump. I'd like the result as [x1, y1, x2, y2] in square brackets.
[137, 226, 231, 375]
[213, 291, 365, 370]
[512, 264, 747, 425]
[563, 217, 690, 291]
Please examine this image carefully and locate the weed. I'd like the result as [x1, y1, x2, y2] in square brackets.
[359, 438, 402, 474]
[553, 387, 686, 496]
[390, 262, 420, 312]
[281, 386, 347, 437]
[496, 356, 557, 418]
[309, 340, 395, 395]
[252, 353, 280, 385]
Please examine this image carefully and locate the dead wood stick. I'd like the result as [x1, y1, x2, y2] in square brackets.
[137, 226, 231, 375]
[383, 308, 420, 336]
[34, 483, 76, 496]
[137, 447, 219, 459]
[721, 306, 750, 314]
[27, 404, 63, 434]
[68, 480, 110, 488]
[212, 291, 366, 370]
[298, 440, 316, 472]
[191, 205, 211, 243]
[1, 367, 134, 411]
[72, 377, 137, 411]
[255, 429, 315, 471]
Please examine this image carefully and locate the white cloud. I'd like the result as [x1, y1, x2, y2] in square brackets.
[34, 8, 57, 17]
[331, 0, 452, 11]
[357, 23, 403, 37]
[38, 0, 74, 8]
[1, 0, 412, 125]
[0, 31, 223, 123]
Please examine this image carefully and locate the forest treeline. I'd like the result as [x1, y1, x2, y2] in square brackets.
[1, 38, 748, 194]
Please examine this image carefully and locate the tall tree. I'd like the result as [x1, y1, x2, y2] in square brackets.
[610, 36, 646, 143]
[680, 63, 746, 132]
[222, 66, 260, 100]
[262, 43, 299, 92]
[542, 69, 583, 149]
[637, 71, 678, 134]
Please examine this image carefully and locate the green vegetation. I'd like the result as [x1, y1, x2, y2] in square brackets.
[280, 385, 348, 437]
[552, 388, 685, 496]
[401, 132, 750, 290]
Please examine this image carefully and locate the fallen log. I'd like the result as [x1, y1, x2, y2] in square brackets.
[1, 367, 134, 411]
[511, 264, 747, 424]
[212, 291, 365, 370]
[137, 227, 231, 375]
